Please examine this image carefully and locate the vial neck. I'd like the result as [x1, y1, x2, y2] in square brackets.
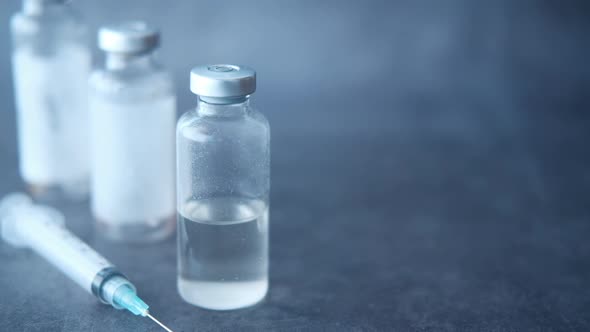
[23, 0, 63, 15]
[106, 52, 155, 71]
[197, 99, 250, 117]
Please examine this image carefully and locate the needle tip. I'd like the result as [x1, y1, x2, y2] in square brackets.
[146, 312, 175, 332]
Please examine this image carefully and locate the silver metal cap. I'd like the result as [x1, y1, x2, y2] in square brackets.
[190, 65, 256, 101]
[98, 22, 160, 54]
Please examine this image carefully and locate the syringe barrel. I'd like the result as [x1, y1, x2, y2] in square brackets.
[0, 193, 150, 316]
[0, 194, 117, 296]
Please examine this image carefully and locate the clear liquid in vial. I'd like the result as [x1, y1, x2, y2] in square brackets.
[177, 197, 268, 310]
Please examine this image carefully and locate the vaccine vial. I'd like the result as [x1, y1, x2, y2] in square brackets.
[177, 65, 270, 310]
[10, 0, 91, 200]
[89, 22, 176, 242]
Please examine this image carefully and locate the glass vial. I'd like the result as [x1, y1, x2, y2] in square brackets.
[89, 22, 176, 242]
[10, 0, 91, 200]
[177, 65, 270, 310]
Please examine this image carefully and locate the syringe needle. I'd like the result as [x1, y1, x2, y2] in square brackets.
[146, 312, 175, 332]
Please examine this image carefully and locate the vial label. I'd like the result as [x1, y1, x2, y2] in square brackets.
[90, 96, 176, 224]
[12, 45, 90, 185]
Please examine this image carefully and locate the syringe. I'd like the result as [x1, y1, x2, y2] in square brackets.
[0, 193, 174, 332]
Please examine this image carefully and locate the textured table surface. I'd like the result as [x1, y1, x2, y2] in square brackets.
[1, 109, 589, 332]
[1, 1, 589, 331]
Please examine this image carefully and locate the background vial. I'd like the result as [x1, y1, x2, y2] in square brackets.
[89, 22, 176, 243]
[177, 65, 270, 310]
[10, 0, 91, 200]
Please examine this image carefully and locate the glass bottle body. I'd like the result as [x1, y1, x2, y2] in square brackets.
[176, 100, 270, 310]
[89, 53, 176, 242]
[10, 0, 91, 200]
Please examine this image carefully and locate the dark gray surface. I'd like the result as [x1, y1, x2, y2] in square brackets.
[1, 1, 590, 331]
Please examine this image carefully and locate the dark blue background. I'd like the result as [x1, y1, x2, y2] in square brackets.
[0, 1, 589, 331]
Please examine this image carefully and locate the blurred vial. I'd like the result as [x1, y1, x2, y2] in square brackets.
[89, 22, 176, 243]
[177, 65, 270, 310]
[10, 0, 91, 200]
